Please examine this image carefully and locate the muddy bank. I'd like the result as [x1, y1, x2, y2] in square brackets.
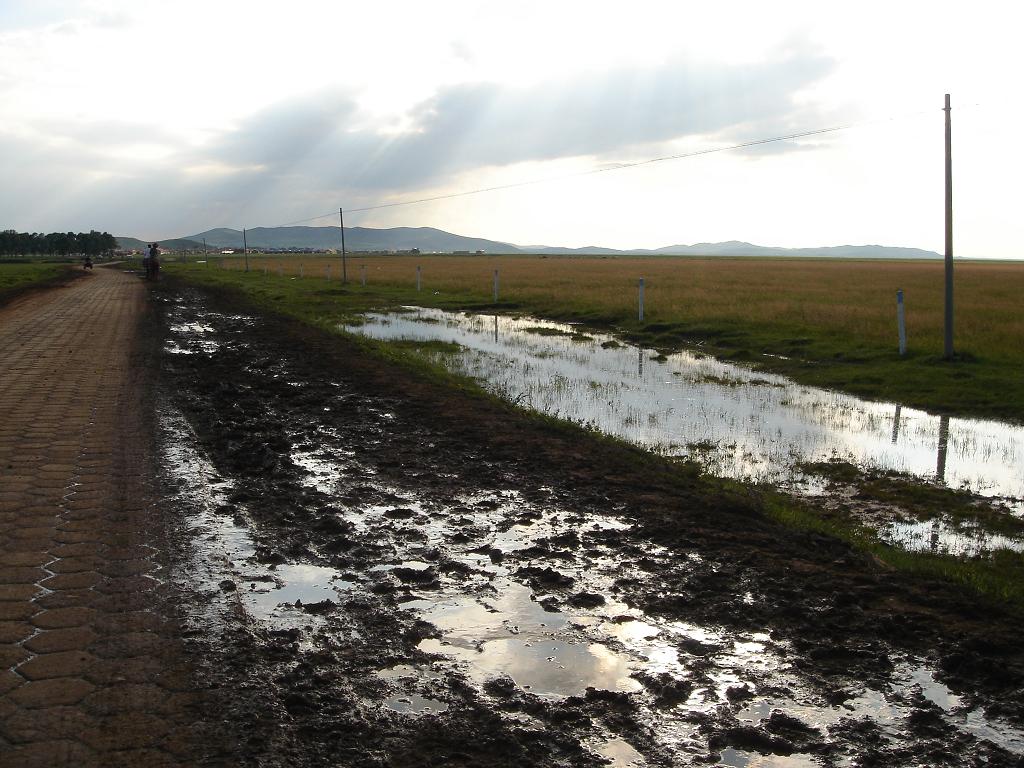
[155, 279, 1024, 767]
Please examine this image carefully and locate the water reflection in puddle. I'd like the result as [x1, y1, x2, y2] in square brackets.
[881, 518, 1024, 555]
[246, 563, 353, 614]
[596, 738, 646, 767]
[377, 665, 450, 715]
[420, 636, 641, 698]
[160, 405, 353, 636]
[344, 309, 1024, 517]
[719, 750, 819, 768]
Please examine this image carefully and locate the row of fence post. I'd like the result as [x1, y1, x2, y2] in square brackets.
[218, 259, 913, 356]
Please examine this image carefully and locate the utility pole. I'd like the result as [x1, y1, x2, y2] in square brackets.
[339, 208, 348, 283]
[943, 93, 954, 360]
[243, 228, 249, 272]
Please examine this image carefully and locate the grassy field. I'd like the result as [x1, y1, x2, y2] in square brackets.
[0, 261, 76, 305]
[174, 254, 1024, 422]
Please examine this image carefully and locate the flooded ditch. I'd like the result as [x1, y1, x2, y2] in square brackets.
[154, 287, 1024, 767]
[344, 308, 1024, 556]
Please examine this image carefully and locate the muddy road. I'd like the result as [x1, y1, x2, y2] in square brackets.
[154, 281, 1024, 767]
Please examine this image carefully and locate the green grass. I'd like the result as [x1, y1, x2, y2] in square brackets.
[170, 255, 1024, 423]
[0, 262, 76, 305]
[765, 493, 1024, 611]
[799, 459, 1024, 537]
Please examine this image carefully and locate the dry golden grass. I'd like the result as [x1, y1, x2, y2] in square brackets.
[227, 254, 1024, 362]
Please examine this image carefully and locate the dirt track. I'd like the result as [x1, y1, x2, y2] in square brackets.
[0, 268, 206, 766]
[156, 279, 1024, 767]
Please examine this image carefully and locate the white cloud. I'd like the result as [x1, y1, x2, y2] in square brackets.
[0, 0, 1021, 256]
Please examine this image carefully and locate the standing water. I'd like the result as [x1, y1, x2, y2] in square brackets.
[344, 308, 1024, 514]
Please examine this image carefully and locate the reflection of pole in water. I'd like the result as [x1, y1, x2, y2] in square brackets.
[930, 518, 940, 554]
[891, 405, 902, 444]
[493, 314, 498, 343]
[936, 415, 950, 482]
[638, 348, 644, 377]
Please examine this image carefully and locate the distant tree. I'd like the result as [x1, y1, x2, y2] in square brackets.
[0, 228, 120, 258]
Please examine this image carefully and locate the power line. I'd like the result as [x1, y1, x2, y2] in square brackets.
[269, 106, 946, 227]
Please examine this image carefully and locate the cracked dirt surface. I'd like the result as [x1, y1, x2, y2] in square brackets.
[0, 268, 209, 766]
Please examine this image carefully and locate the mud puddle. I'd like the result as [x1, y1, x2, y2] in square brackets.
[156, 287, 1024, 766]
[344, 308, 1024, 553]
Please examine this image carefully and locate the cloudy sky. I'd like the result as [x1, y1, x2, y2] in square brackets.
[1, 0, 1021, 256]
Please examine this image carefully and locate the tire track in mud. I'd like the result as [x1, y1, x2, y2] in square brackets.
[156, 283, 1024, 767]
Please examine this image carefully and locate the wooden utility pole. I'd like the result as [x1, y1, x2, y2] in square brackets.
[339, 208, 348, 283]
[943, 93, 954, 359]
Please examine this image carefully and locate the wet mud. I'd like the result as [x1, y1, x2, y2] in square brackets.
[154, 282, 1024, 767]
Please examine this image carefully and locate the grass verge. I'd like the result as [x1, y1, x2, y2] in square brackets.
[0, 261, 78, 306]
[765, 493, 1024, 612]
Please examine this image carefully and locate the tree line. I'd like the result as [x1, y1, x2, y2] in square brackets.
[0, 229, 119, 258]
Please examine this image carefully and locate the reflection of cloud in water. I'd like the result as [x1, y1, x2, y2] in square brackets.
[345, 308, 1024, 512]
[246, 563, 353, 615]
[719, 749, 821, 768]
[419, 637, 641, 698]
[595, 738, 645, 767]
[881, 519, 1024, 556]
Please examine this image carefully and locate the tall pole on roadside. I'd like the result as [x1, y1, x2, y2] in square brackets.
[243, 227, 249, 272]
[943, 93, 954, 360]
[339, 208, 348, 283]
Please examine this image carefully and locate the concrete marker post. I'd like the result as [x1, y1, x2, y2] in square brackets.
[638, 277, 645, 322]
[299, 263, 304, 278]
[896, 288, 907, 356]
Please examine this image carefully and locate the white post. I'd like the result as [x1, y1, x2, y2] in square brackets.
[416, 265, 421, 291]
[361, 265, 366, 286]
[638, 277, 645, 322]
[896, 288, 907, 356]
[299, 263, 304, 278]
[493, 269, 499, 302]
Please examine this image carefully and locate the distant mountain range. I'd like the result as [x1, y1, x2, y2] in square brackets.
[117, 236, 207, 252]
[117, 226, 941, 260]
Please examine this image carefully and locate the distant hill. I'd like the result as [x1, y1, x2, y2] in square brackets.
[183, 226, 520, 253]
[122, 225, 941, 260]
[529, 240, 940, 259]
[117, 236, 206, 251]
[648, 241, 941, 259]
